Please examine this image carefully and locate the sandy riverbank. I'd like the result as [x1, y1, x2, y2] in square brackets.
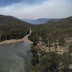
[0, 30, 33, 45]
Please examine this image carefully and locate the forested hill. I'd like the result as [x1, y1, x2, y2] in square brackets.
[0, 15, 33, 42]
[0, 15, 32, 28]
[42, 16, 72, 26]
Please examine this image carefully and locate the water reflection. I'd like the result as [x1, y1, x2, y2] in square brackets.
[0, 42, 32, 72]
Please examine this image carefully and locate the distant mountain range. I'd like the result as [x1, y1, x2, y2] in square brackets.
[22, 18, 60, 24]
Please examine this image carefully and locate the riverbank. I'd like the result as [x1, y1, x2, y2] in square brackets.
[0, 29, 33, 45]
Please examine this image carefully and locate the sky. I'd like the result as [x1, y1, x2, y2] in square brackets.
[0, 0, 72, 19]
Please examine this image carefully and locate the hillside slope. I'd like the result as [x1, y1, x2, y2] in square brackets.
[44, 16, 72, 26]
[0, 15, 32, 29]
[0, 15, 32, 42]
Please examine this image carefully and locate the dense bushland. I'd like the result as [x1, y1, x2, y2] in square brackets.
[30, 17, 72, 72]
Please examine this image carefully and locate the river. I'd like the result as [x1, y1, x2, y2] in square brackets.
[0, 42, 32, 72]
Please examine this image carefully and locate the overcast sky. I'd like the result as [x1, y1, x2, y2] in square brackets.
[0, 0, 72, 19]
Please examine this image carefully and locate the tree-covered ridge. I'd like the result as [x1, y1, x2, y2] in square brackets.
[0, 15, 32, 28]
[42, 16, 72, 26]
[0, 15, 33, 42]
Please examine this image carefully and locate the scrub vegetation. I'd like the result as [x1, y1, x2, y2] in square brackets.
[29, 16, 72, 72]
